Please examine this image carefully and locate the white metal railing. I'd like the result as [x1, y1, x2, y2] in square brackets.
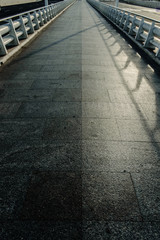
[0, 0, 74, 56]
[87, 0, 160, 60]
[123, 0, 160, 9]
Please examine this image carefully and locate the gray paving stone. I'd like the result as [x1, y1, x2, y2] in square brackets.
[140, 104, 160, 120]
[45, 54, 81, 60]
[17, 99, 80, 118]
[82, 119, 121, 140]
[116, 58, 149, 69]
[145, 72, 160, 83]
[82, 102, 112, 118]
[83, 221, 160, 240]
[1, 71, 81, 81]
[31, 79, 81, 89]
[82, 172, 141, 221]
[42, 65, 81, 72]
[82, 65, 117, 72]
[151, 83, 160, 92]
[0, 103, 21, 119]
[0, 119, 45, 148]
[132, 91, 160, 104]
[82, 141, 160, 172]
[48, 102, 81, 117]
[1, 221, 160, 239]
[110, 102, 146, 120]
[43, 118, 81, 141]
[82, 88, 110, 102]
[108, 89, 133, 104]
[0, 80, 33, 89]
[20, 171, 82, 221]
[0, 221, 82, 240]
[52, 89, 81, 102]
[16, 102, 50, 118]
[82, 71, 120, 81]
[1, 141, 82, 171]
[0, 0, 160, 237]
[82, 102, 147, 119]
[82, 59, 114, 67]
[117, 119, 160, 142]
[122, 74, 154, 93]
[0, 89, 53, 102]
[0, 171, 31, 220]
[4, 64, 43, 72]
[132, 172, 160, 221]
[82, 55, 111, 62]
[82, 79, 125, 90]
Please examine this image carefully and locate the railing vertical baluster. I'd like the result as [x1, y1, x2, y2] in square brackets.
[27, 13, 35, 33]
[51, 5, 55, 17]
[0, 0, 76, 58]
[19, 15, 28, 39]
[156, 48, 160, 58]
[124, 13, 130, 31]
[45, 7, 50, 21]
[49, 6, 53, 18]
[87, 0, 160, 61]
[0, 34, 8, 55]
[117, 11, 121, 25]
[38, 10, 44, 26]
[135, 18, 144, 41]
[144, 22, 155, 49]
[119, 11, 126, 28]
[8, 19, 19, 46]
[42, 8, 47, 23]
[128, 15, 137, 36]
[33, 11, 40, 29]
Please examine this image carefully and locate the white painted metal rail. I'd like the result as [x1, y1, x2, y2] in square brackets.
[0, 0, 74, 56]
[88, 0, 160, 62]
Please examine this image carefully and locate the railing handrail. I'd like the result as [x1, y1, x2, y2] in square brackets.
[0, 2, 61, 22]
[103, 3, 160, 24]
[0, 0, 75, 58]
[87, 0, 160, 63]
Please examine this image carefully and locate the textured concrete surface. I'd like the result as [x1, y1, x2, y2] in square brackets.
[0, 0, 160, 239]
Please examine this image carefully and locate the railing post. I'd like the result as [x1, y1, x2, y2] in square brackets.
[116, 10, 122, 25]
[87, 0, 160, 60]
[115, 0, 119, 7]
[124, 13, 130, 31]
[49, 6, 53, 18]
[135, 18, 144, 41]
[108, 6, 112, 18]
[45, 7, 50, 21]
[0, 0, 75, 57]
[128, 15, 137, 36]
[33, 11, 40, 30]
[115, 10, 120, 24]
[45, 0, 48, 6]
[144, 22, 155, 49]
[42, 8, 48, 23]
[113, 9, 117, 21]
[19, 16, 28, 39]
[119, 11, 126, 28]
[51, 5, 55, 17]
[0, 34, 8, 56]
[38, 10, 44, 26]
[27, 13, 35, 33]
[110, 8, 113, 21]
[156, 48, 160, 58]
[8, 19, 20, 46]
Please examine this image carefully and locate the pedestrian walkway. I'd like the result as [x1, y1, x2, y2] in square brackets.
[0, 0, 160, 239]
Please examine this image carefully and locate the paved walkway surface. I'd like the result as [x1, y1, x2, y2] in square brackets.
[0, 0, 160, 239]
